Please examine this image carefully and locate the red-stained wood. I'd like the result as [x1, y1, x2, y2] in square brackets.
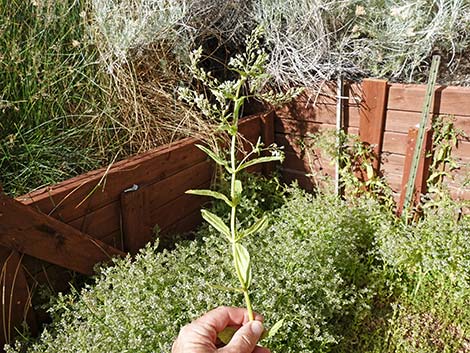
[120, 185, 152, 254]
[0, 249, 37, 349]
[147, 160, 213, 211]
[17, 138, 207, 224]
[385, 110, 470, 134]
[149, 188, 210, 231]
[359, 79, 389, 171]
[0, 193, 124, 275]
[397, 128, 434, 215]
[276, 101, 361, 128]
[275, 119, 360, 138]
[283, 151, 335, 177]
[68, 201, 121, 242]
[160, 209, 203, 237]
[383, 131, 470, 157]
[261, 111, 276, 175]
[387, 84, 470, 116]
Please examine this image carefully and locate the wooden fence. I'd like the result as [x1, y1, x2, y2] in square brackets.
[1, 80, 470, 348]
[276, 79, 470, 201]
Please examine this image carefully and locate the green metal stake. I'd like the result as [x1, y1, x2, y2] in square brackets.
[402, 55, 440, 216]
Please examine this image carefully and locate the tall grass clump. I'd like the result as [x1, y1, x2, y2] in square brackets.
[5, 185, 387, 353]
[87, 0, 256, 153]
[0, 0, 115, 196]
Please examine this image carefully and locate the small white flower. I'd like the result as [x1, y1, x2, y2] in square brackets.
[355, 6, 366, 16]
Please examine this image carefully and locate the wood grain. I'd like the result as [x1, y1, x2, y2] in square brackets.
[0, 193, 124, 275]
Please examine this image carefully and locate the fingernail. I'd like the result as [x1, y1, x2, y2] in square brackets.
[251, 320, 264, 336]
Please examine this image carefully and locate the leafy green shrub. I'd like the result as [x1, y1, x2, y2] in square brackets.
[374, 198, 470, 352]
[7, 187, 386, 353]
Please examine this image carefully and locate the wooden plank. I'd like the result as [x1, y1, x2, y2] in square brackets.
[0, 249, 37, 348]
[381, 153, 406, 176]
[68, 201, 121, 242]
[276, 101, 360, 128]
[0, 193, 124, 275]
[275, 118, 359, 137]
[385, 110, 470, 134]
[120, 185, 152, 254]
[149, 186, 210, 232]
[397, 128, 434, 215]
[146, 160, 213, 210]
[275, 119, 336, 136]
[359, 79, 389, 171]
[282, 169, 316, 191]
[383, 131, 470, 157]
[387, 84, 470, 116]
[161, 209, 202, 237]
[283, 151, 335, 176]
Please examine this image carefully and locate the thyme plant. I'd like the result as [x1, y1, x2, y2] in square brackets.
[180, 27, 290, 334]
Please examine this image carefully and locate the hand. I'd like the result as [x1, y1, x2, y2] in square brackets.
[172, 306, 271, 353]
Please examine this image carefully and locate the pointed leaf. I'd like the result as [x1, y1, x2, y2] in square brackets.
[234, 243, 252, 289]
[196, 144, 227, 167]
[268, 319, 284, 338]
[201, 210, 231, 239]
[238, 216, 269, 240]
[186, 189, 232, 207]
[237, 156, 283, 172]
[260, 319, 285, 340]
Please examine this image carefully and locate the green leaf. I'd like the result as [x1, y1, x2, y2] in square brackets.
[234, 243, 252, 289]
[238, 216, 269, 240]
[196, 144, 227, 167]
[260, 319, 285, 340]
[217, 326, 237, 345]
[186, 189, 232, 207]
[366, 164, 374, 179]
[268, 319, 284, 338]
[201, 210, 231, 239]
[237, 156, 283, 172]
[234, 180, 243, 195]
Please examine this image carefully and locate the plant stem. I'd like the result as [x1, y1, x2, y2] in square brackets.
[228, 82, 254, 321]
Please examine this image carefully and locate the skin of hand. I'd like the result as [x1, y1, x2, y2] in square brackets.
[172, 306, 271, 353]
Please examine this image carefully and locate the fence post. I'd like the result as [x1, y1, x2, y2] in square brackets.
[120, 185, 152, 254]
[397, 128, 434, 216]
[359, 79, 389, 172]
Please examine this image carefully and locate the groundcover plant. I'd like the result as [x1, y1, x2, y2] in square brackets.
[6, 181, 470, 352]
[5, 185, 387, 353]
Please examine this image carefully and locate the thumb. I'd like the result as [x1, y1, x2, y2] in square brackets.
[220, 320, 264, 353]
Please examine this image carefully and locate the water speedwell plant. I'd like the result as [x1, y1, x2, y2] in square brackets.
[180, 27, 291, 338]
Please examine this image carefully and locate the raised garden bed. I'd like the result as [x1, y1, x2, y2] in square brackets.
[1, 80, 470, 351]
